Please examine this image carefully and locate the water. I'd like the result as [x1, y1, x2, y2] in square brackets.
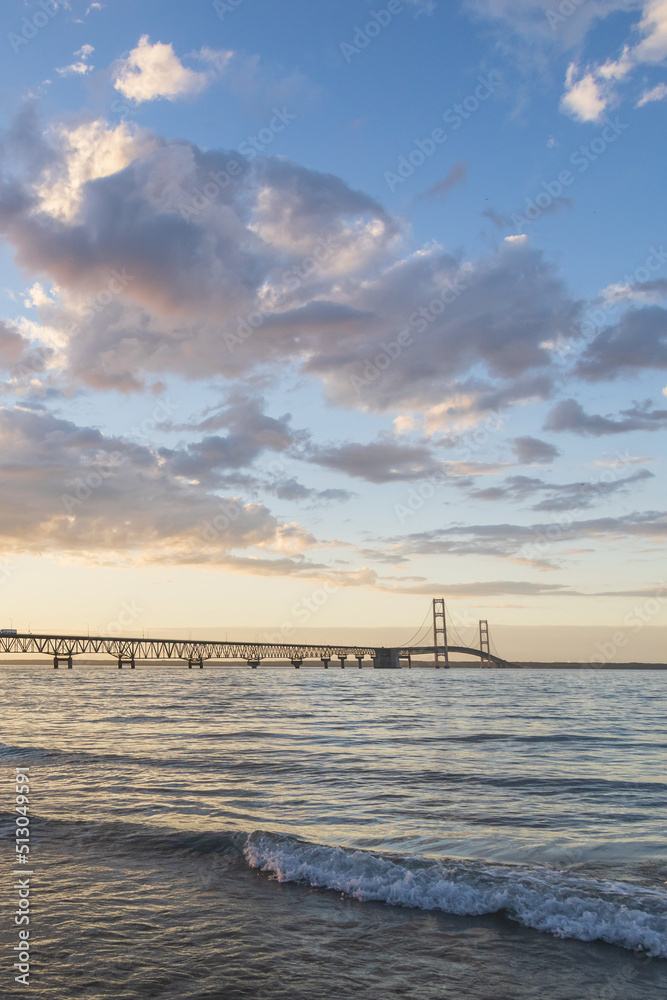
[1, 664, 666, 998]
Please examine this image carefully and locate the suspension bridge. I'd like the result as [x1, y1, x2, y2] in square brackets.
[0, 599, 510, 669]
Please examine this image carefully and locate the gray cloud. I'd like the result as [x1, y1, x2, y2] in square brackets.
[468, 468, 653, 511]
[575, 306, 667, 381]
[529, 469, 653, 511]
[318, 241, 578, 413]
[512, 435, 560, 463]
[544, 398, 667, 435]
[377, 509, 667, 568]
[469, 475, 544, 504]
[0, 104, 56, 181]
[0, 405, 328, 571]
[272, 478, 356, 505]
[628, 278, 667, 297]
[0, 322, 29, 368]
[158, 394, 296, 482]
[306, 437, 444, 484]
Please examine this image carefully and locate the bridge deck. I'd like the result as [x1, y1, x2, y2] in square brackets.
[0, 634, 507, 666]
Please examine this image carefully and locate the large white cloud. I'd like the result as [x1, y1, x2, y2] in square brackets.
[2, 108, 660, 434]
[0, 112, 585, 421]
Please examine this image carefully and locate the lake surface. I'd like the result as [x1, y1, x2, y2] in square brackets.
[1, 665, 666, 998]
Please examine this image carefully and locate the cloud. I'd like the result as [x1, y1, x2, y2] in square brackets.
[468, 474, 545, 503]
[600, 277, 667, 305]
[467, 1, 666, 119]
[559, 1, 667, 120]
[0, 322, 30, 368]
[636, 81, 667, 104]
[419, 161, 468, 200]
[379, 509, 667, 569]
[464, 0, 639, 47]
[0, 404, 333, 573]
[530, 469, 653, 511]
[0, 111, 582, 418]
[157, 394, 296, 483]
[467, 468, 654, 511]
[34, 118, 158, 221]
[511, 435, 560, 464]
[271, 478, 356, 505]
[560, 65, 612, 121]
[57, 44, 95, 77]
[634, 0, 667, 62]
[574, 306, 667, 380]
[544, 397, 667, 435]
[306, 436, 444, 483]
[307, 240, 576, 415]
[113, 36, 222, 104]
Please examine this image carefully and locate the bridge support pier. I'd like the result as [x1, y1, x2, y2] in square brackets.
[321, 658, 330, 669]
[117, 656, 136, 669]
[248, 659, 260, 669]
[339, 656, 346, 669]
[53, 655, 74, 669]
[373, 648, 400, 669]
[188, 657, 204, 669]
[356, 655, 364, 668]
[291, 658, 302, 669]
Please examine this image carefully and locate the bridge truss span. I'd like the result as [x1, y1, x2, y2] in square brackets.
[0, 633, 377, 664]
[0, 633, 508, 668]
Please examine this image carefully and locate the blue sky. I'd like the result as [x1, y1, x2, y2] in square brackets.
[0, 0, 665, 652]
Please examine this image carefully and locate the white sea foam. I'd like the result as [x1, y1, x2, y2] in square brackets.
[244, 832, 667, 957]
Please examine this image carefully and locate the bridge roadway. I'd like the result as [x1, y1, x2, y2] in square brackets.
[0, 633, 508, 668]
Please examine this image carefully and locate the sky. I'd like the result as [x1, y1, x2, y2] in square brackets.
[0, 0, 665, 657]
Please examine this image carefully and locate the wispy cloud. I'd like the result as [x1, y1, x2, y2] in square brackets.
[57, 43, 95, 78]
[418, 161, 468, 200]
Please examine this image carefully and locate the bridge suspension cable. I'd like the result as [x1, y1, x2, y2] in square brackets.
[444, 613, 468, 648]
[399, 603, 433, 648]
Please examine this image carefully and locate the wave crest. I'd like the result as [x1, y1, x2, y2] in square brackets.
[244, 832, 667, 957]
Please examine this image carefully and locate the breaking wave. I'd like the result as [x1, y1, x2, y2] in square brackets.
[244, 831, 667, 957]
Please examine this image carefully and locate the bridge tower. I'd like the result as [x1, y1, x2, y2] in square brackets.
[432, 598, 449, 668]
[479, 620, 491, 667]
